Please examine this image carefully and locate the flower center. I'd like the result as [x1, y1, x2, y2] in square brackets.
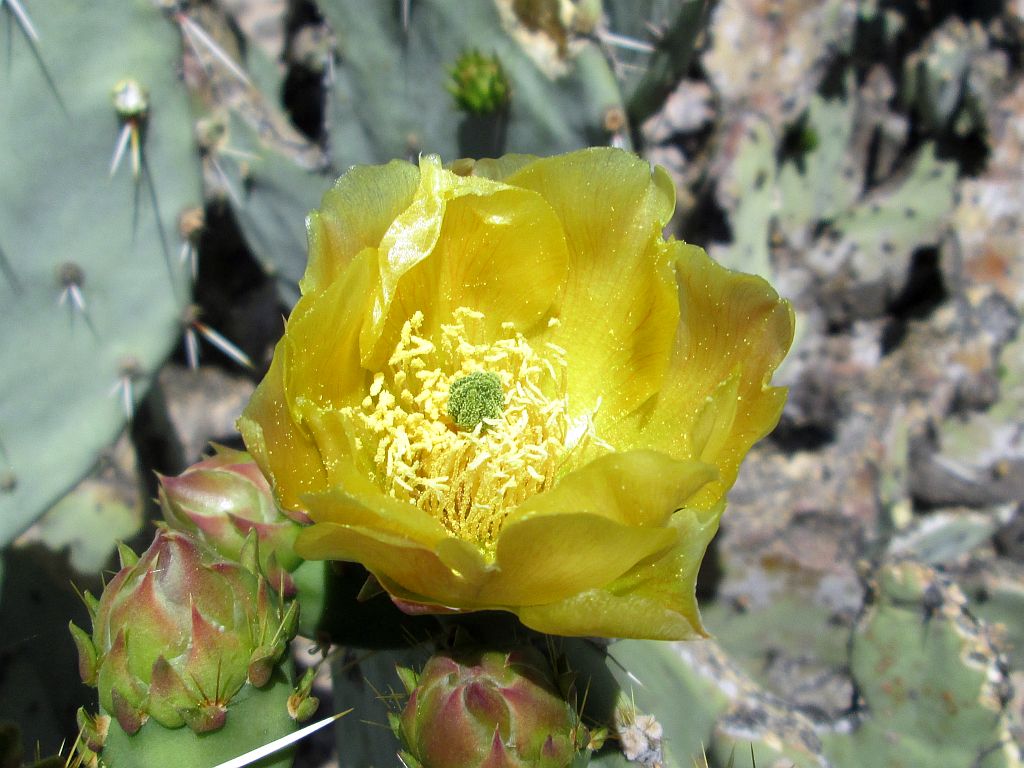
[342, 307, 601, 549]
[447, 372, 504, 431]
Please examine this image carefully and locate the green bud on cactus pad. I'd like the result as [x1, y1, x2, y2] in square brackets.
[158, 445, 304, 597]
[394, 648, 584, 768]
[69, 527, 304, 766]
[447, 50, 510, 116]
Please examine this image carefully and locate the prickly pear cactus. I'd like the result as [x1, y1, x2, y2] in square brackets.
[214, 112, 335, 306]
[0, 0, 200, 544]
[708, 115, 777, 281]
[902, 17, 1009, 136]
[1, 3, 1021, 768]
[823, 560, 1022, 768]
[808, 144, 957, 322]
[602, 0, 707, 123]
[564, 638, 726, 767]
[708, 72, 957, 322]
[775, 92, 860, 245]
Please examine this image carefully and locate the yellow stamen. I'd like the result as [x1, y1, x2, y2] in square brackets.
[342, 307, 601, 549]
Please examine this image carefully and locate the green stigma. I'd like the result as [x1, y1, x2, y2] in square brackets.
[448, 372, 504, 431]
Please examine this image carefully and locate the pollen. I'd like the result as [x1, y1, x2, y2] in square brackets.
[341, 307, 601, 549]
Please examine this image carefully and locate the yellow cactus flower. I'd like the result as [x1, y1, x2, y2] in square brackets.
[239, 148, 794, 640]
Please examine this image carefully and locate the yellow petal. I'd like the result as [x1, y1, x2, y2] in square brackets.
[507, 148, 680, 423]
[516, 502, 723, 639]
[484, 513, 675, 606]
[360, 156, 569, 367]
[617, 242, 794, 508]
[296, 522, 475, 605]
[478, 451, 716, 605]
[359, 156, 497, 361]
[690, 370, 741, 462]
[240, 251, 379, 514]
[299, 460, 450, 547]
[283, 249, 377, 413]
[510, 450, 716, 527]
[297, 445, 490, 585]
[237, 335, 325, 516]
[302, 159, 420, 296]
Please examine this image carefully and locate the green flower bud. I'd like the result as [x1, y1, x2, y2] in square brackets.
[158, 445, 304, 597]
[70, 528, 298, 740]
[395, 648, 582, 768]
[448, 50, 510, 116]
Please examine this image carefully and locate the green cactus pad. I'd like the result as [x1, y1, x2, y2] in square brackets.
[563, 639, 727, 768]
[99, 670, 295, 768]
[816, 144, 957, 288]
[709, 116, 777, 281]
[0, 0, 199, 545]
[776, 92, 861, 243]
[324, 1, 626, 163]
[822, 560, 1021, 768]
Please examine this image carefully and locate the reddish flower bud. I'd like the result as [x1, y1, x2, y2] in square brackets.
[395, 648, 581, 768]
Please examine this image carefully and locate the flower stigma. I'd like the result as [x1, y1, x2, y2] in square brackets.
[447, 371, 504, 430]
[341, 307, 605, 549]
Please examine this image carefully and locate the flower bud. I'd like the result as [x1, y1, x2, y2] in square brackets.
[70, 527, 298, 737]
[395, 648, 582, 768]
[447, 49, 510, 115]
[158, 445, 303, 596]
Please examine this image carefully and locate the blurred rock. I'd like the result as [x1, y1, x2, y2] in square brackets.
[158, 363, 256, 466]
